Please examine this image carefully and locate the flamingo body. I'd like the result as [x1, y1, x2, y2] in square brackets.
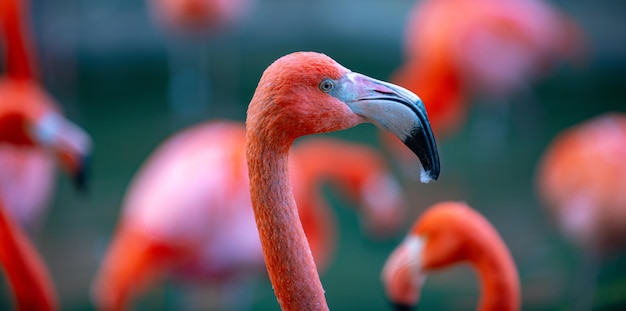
[536, 113, 626, 256]
[0, 146, 54, 231]
[392, 0, 585, 139]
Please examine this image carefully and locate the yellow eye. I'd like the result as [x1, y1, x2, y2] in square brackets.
[319, 79, 334, 93]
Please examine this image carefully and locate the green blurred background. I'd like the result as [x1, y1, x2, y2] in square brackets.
[1, 0, 626, 310]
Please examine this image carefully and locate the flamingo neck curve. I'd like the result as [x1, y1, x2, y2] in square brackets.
[467, 231, 520, 311]
[0, 198, 57, 311]
[246, 132, 329, 310]
[0, 0, 38, 80]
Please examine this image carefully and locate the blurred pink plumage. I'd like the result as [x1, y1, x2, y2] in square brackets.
[536, 113, 626, 309]
[537, 113, 626, 256]
[383, 0, 585, 170]
[92, 120, 407, 311]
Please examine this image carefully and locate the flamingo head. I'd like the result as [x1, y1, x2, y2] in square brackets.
[381, 202, 481, 309]
[247, 52, 440, 182]
[0, 79, 92, 191]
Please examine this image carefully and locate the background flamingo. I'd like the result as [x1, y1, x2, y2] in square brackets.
[0, 0, 92, 234]
[381, 201, 520, 311]
[0, 0, 91, 306]
[245, 51, 439, 310]
[148, 0, 253, 115]
[382, 0, 585, 172]
[535, 112, 626, 310]
[91, 120, 408, 311]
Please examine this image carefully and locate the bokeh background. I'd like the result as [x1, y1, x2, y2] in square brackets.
[1, 0, 625, 310]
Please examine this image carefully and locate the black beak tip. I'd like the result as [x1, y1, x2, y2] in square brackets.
[429, 162, 441, 181]
[73, 155, 90, 194]
[403, 132, 440, 182]
[390, 301, 417, 311]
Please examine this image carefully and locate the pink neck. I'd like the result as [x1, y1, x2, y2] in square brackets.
[246, 137, 329, 310]
[470, 238, 520, 311]
[1, 0, 38, 80]
[0, 198, 57, 311]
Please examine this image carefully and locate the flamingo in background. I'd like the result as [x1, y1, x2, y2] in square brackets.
[92, 120, 408, 311]
[381, 201, 520, 311]
[383, 0, 585, 170]
[536, 112, 626, 309]
[245, 51, 439, 310]
[148, 0, 253, 114]
[0, 0, 92, 233]
[0, 0, 91, 307]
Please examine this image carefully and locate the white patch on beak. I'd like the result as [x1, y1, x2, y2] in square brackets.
[32, 112, 63, 147]
[405, 234, 427, 286]
[418, 161, 433, 184]
[31, 112, 92, 154]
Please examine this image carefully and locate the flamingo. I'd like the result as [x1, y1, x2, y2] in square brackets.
[0, 0, 92, 233]
[91, 120, 408, 311]
[0, 0, 91, 307]
[147, 0, 252, 114]
[383, 0, 585, 169]
[245, 51, 439, 310]
[535, 112, 626, 309]
[381, 201, 520, 311]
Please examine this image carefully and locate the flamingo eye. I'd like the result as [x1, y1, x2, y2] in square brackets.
[319, 79, 334, 93]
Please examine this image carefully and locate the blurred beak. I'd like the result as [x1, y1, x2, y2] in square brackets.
[333, 72, 440, 182]
[31, 112, 92, 192]
[381, 235, 426, 309]
[391, 302, 417, 311]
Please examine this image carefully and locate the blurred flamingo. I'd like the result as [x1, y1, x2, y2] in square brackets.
[383, 0, 585, 170]
[0, 0, 91, 307]
[381, 201, 520, 311]
[148, 0, 253, 114]
[0, 0, 92, 234]
[244, 52, 439, 310]
[536, 112, 626, 309]
[91, 120, 408, 311]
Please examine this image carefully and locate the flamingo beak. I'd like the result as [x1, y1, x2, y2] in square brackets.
[333, 72, 440, 182]
[391, 302, 417, 311]
[381, 235, 426, 310]
[31, 112, 92, 192]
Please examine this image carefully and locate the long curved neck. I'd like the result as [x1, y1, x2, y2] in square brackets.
[469, 235, 520, 311]
[0, 198, 57, 311]
[246, 134, 329, 310]
[0, 0, 38, 80]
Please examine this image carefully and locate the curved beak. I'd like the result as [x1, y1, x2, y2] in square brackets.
[332, 72, 440, 182]
[31, 112, 92, 192]
[381, 235, 426, 310]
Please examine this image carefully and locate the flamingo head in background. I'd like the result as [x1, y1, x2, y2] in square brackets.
[381, 201, 520, 311]
[0, 78, 92, 191]
[247, 52, 440, 182]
